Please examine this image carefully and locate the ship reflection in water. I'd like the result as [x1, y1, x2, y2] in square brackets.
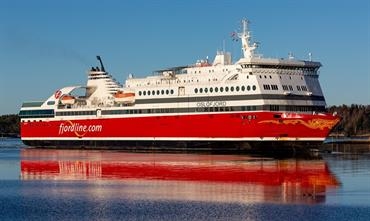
[20, 148, 340, 204]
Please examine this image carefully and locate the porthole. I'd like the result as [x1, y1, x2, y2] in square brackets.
[148, 91, 151, 95]
[210, 87, 213, 93]
[200, 88, 203, 93]
[236, 86, 240, 91]
[225, 87, 229, 92]
[231, 87, 234, 92]
[215, 87, 219, 92]
[195, 88, 198, 93]
[139, 91, 142, 96]
[143, 91, 146, 96]
[170, 89, 174, 94]
[204, 88, 208, 93]
[252, 85, 256, 91]
[157, 90, 160, 95]
[220, 87, 224, 92]
[161, 90, 164, 95]
[166, 90, 169, 95]
[241, 86, 245, 91]
[152, 90, 155, 95]
[247, 86, 251, 91]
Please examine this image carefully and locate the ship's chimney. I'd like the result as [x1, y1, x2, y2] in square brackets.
[96, 56, 106, 72]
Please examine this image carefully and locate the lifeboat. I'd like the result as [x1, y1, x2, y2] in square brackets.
[60, 95, 76, 105]
[113, 91, 135, 104]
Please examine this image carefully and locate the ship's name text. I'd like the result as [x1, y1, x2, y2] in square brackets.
[196, 101, 227, 107]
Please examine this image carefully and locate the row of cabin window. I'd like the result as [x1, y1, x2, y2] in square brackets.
[102, 105, 259, 115]
[263, 84, 279, 90]
[56, 111, 95, 116]
[194, 85, 257, 94]
[282, 85, 309, 91]
[19, 109, 54, 117]
[138, 89, 175, 96]
[259, 75, 306, 81]
[241, 64, 317, 72]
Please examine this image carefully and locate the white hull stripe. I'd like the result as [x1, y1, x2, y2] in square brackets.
[22, 137, 325, 142]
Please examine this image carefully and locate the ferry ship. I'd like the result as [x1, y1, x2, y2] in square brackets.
[19, 19, 340, 150]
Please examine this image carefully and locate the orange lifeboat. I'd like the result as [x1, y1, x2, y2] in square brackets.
[113, 91, 135, 104]
[60, 95, 76, 105]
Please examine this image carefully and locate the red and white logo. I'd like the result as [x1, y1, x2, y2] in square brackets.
[54, 90, 62, 99]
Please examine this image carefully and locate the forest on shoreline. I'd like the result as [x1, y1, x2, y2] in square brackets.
[1, 104, 369, 138]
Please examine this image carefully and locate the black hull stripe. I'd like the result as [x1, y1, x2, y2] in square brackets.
[55, 105, 325, 116]
[22, 140, 323, 152]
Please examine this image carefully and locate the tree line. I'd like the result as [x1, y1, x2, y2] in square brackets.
[327, 104, 370, 137]
[0, 105, 369, 137]
[0, 114, 19, 137]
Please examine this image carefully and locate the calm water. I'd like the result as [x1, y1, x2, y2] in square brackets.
[0, 139, 369, 220]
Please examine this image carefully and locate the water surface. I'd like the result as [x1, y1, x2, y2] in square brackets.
[0, 139, 369, 220]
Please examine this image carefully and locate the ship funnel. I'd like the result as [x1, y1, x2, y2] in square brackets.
[96, 56, 106, 72]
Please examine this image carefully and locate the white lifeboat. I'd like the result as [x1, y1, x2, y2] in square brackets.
[114, 91, 135, 104]
[60, 95, 76, 105]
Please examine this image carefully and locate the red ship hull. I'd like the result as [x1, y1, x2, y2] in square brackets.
[20, 111, 339, 149]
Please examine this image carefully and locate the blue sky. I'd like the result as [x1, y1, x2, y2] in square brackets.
[0, 0, 369, 115]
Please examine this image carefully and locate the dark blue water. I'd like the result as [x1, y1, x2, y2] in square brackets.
[0, 138, 369, 221]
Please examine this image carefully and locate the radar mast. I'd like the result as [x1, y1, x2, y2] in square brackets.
[237, 19, 258, 59]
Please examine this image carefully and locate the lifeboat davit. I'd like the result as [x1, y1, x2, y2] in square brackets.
[114, 91, 135, 104]
[60, 95, 76, 105]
